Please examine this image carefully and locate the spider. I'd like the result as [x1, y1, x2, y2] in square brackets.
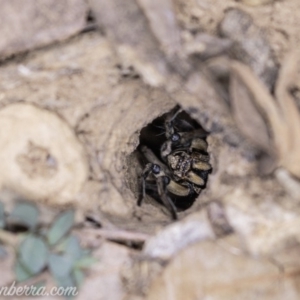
[138, 108, 212, 219]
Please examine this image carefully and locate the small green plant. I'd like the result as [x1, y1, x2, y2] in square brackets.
[0, 201, 96, 292]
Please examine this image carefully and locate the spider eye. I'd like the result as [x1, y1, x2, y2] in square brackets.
[152, 164, 161, 174]
[171, 133, 180, 143]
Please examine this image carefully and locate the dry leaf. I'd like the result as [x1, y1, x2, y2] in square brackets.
[231, 51, 300, 178]
[230, 71, 271, 152]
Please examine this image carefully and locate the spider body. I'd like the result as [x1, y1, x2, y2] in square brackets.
[138, 108, 212, 219]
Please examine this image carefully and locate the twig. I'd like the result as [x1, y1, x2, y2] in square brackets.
[81, 228, 150, 243]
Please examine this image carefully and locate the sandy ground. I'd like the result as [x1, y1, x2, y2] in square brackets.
[0, 0, 300, 299]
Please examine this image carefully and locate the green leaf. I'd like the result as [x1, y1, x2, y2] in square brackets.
[53, 238, 68, 253]
[48, 254, 74, 279]
[0, 202, 5, 228]
[56, 274, 75, 289]
[54, 235, 81, 258]
[47, 210, 75, 246]
[15, 260, 33, 282]
[81, 249, 91, 256]
[73, 268, 85, 288]
[10, 203, 39, 230]
[74, 255, 97, 269]
[18, 234, 48, 275]
[28, 281, 46, 296]
[65, 235, 82, 260]
[54, 275, 77, 298]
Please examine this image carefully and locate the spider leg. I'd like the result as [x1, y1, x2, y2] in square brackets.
[141, 145, 169, 173]
[191, 152, 212, 186]
[192, 160, 211, 171]
[160, 140, 172, 161]
[138, 163, 178, 219]
[179, 131, 208, 150]
[157, 176, 178, 220]
[138, 146, 171, 206]
[138, 163, 153, 206]
[186, 171, 205, 186]
[190, 136, 208, 152]
[164, 108, 183, 137]
[167, 180, 190, 196]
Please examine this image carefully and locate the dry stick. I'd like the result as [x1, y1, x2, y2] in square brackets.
[82, 228, 150, 243]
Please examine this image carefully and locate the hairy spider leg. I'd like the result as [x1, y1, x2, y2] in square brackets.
[138, 163, 153, 206]
[186, 171, 206, 186]
[160, 140, 172, 161]
[157, 176, 178, 220]
[141, 145, 191, 195]
[191, 137, 208, 152]
[138, 162, 179, 219]
[139, 146, 193, 219]
[180, 131, 209, 150]
[164, 107, 183, 138]
[141, 145, 169, 172]
[190, 142, 212, 187]
[167, 179, 191, 196]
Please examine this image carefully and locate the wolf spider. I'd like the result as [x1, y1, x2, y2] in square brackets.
[138, 108, 212, 219]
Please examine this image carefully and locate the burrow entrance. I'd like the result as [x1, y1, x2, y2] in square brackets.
[128, 105, 212, 220]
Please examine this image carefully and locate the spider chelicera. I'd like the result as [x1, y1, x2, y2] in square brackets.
[138, 108, 212, 219]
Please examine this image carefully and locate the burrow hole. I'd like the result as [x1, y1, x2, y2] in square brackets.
[127, 105, 212, 219]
